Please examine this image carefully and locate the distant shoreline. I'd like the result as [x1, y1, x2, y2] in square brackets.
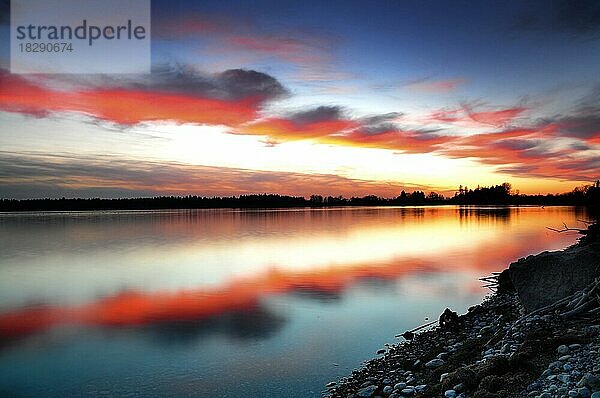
[0, 200, 593, 213]
[1, 186, 598, 212]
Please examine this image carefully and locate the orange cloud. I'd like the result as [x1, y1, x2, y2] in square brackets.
[239, 107, 451, 153]
[242, 117, 359, 141]
[324, 129, 453, 153]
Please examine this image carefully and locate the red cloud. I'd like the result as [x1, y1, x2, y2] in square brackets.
[227, 35, 326, 64]
[468, 108, 527, 127]
[405, 78, 465, 93]
[0, 72, 260, 126]
[154, 12, 330, 68]
[429, 105, 527, 127]
[325, 129, 453, 153]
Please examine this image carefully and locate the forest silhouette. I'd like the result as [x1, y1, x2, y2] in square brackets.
[1, 182, 599, 212]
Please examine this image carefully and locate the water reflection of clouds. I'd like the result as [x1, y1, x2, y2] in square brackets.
[0, 206, 585, 347]
[0, 258, 436, 343]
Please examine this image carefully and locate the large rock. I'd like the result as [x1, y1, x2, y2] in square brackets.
[508, 242, 600, 311]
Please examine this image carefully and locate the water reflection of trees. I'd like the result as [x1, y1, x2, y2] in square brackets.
[456, 206, 512, 224]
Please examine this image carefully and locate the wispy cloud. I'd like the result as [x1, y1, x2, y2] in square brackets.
[428, 103, 528, 128]
[404, 78, 465, 93]
[0, 152, 431, 199]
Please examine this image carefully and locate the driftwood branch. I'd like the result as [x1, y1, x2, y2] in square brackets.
[546, 222, 587, 234]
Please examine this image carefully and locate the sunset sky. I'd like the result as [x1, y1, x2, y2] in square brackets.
[1, 0, 599, 198]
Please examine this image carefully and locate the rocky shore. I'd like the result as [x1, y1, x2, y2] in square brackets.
[324, 223, 600, 398]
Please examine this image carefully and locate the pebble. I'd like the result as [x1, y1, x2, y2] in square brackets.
[415, 385, 427, 393]
[558, 345, 570, 355]
[424, 358, 444, 368]
[357, 385, 378, 397]
[549, 361, 563, 370]
[557, 373, 570, 383]
[541, 369, 553, 378]
[361, 381, 373, 388]
[578, 374, 600, 391]
[393, 383, 406, 391]
[578, 387, 592, 398]
[564, 363, 574, 372]
[329, 291, 600, 398]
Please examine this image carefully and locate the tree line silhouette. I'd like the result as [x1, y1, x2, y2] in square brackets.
[1, 182, 599, 212]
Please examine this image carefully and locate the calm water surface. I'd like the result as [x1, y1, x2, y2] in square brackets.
[0, 206, 587, 397]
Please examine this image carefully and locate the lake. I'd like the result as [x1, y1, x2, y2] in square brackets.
[0, 206, 587, 397]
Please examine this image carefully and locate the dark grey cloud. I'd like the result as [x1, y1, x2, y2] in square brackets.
[49, 63, 289, 103]
[148, 65, 289, 101]
[360, 112, 403, 126]
[218, 69, 289, 101]
[556, 115, 600, 138]
[357, 112, 403, 135]
[497, 155, 600, 181]
[288, 105, 344, 125]
[542, 84, 600, 139]
[494, 139, 540, 151]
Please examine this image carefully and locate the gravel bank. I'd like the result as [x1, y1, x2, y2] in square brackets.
[324, 290, 599, 398]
